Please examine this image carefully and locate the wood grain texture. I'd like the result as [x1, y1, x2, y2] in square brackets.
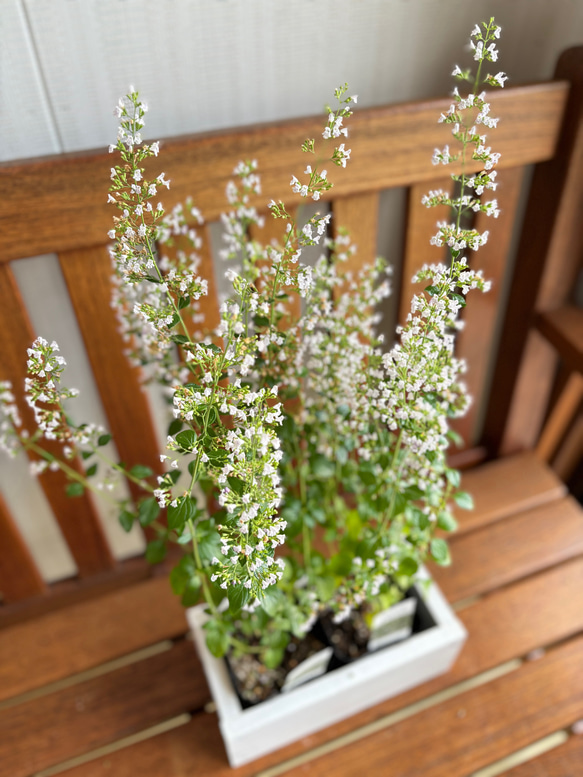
[0, 263, 114, 576]
[0, 84, 568, 263]
[0, 639, 207, 777]
[399, 177, 451, 326]
[276, 637, 583, 777]
[0, 575, 185, 702]
[503, 733, 583, 776]
[332, 192, 380, 284]
[59, 245, 163, 507]
[53, 556, 583, 777]
[454, 453, 566, 536]
[536, 372, 583, 462]
[552, 414, 583, 482]
[433, 496, 583, 602]
[483, 48, 583, 456]
[453, 166, 525, 445]
[0, 492, 46, 603]
[537, 305, 583, 373]
[249, 206, 300, 322]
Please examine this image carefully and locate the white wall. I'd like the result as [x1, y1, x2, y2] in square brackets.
[2, 0, 582, 583]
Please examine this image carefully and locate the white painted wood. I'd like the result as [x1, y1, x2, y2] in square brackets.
[10, 254, 146, 564]
[187, 568, 467, 767]
[0, 0, 61, 161]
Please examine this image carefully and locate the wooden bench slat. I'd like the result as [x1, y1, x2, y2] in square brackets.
[332, 192, 379, 280]
[59, 245, 163, 508]
[399, 177, 451, 327]
[0, 639, 207, 777]
[0, 492, 46, 603]
[503, 733, 583, 776]
[0, 263, 115, 577]
[434, 496, 583, 602]
[48, 555, 583, 776]
[249, 207, 301, 322]
[276, 637, 583, 777]
[0, 84, 568, 264]
[0, 576, 185, 702]
[537, 305, 583, 373]
[454, 452, 566, 535]
[453, 166, 525, 445]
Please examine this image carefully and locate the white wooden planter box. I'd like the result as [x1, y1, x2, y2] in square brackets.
[186, 568, 467, 767]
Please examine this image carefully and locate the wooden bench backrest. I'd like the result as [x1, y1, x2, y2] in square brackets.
[1, 48, 582, 612]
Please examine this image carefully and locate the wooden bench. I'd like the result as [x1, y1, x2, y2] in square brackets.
[1, 47, 582, 777]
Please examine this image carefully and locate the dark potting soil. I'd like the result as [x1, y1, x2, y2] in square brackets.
[227, 631, 327, 707]
[226, 587, 436, 708]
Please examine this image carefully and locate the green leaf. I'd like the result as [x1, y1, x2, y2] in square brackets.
[167, 496, 198, 532]
[227, 584, 250, 614]
[449, 292, 466, 307]
[261, 587, 285, 617]
[312, 455, 335, 479]
[119, 510, 135, 532]
[430, 538, 451, 566]
[437, 510, 458, 532]
[454, 491, 474, 510]
[181, 582, 202, 607]
[315, 576, 336, 603]
[170, 334, 189, 345]
[205, 627, 229, 658]
[227, 475, 246, 496]
[97, 434, 111, 447]
[175, 429, 197, 450]
[81, 450, 93, 460]
[66, 482, 84, 497]
[178, 295, 191, 310]
[145, 539, 167, 564]
[168, 313, 181, 329]
[130, 464, 154, 479]
[262, 647, 284, 669]
[425, 285, 440, 297]
[398, 557, 419, 576]
[168, 419, 183, 436]
[138, 496, 160, 527]
[85, 463, 98, 477]
[253, 315, 270, 328]
[446, 469, 461, 488]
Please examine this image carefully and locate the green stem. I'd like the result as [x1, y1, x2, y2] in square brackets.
[187, 517, 218, 615]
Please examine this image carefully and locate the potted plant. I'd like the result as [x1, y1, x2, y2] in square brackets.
[0, 17, 505, 768]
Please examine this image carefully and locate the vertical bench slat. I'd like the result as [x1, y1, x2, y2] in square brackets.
[249, 208, 300, 322]
[454, 166, 526, 445]
[399, 178, 452, 326]
[58, 246, 163, 508]
[0, 263, 115, 575]
[332, 193, 379, 278]
[0, 493, 47, 602]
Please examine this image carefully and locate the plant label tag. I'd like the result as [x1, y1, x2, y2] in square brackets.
[368, 597, 417, 652]
[281, 647, 333, 693]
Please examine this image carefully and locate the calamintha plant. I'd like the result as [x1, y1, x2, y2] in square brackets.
[1, 20, 504, 683]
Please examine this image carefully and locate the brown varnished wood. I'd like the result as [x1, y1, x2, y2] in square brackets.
[0, 84, 568, 264]
[57, 564, 583, 777]
[454, 453, 566, 536]
[552, 414, 583, 482]
[58, 245, 163, 509]
[503, 733, 583, 776]
[537, 305, 583, 373]
[0, 263, 115, 576]
[276, 637, 583, 777]
[483, 48, 583, 456]
[536, 372, 583, 462]
[249, 206, 300, 322]
[0, 575, 185, 702]
[399, 178, 452, 327]
[332, 192, 380, 285]
[0, 492, 46, 603]
[453, 166, 525, 445]
[0, 639, 208, 777]
[433, 496, 583, 602]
